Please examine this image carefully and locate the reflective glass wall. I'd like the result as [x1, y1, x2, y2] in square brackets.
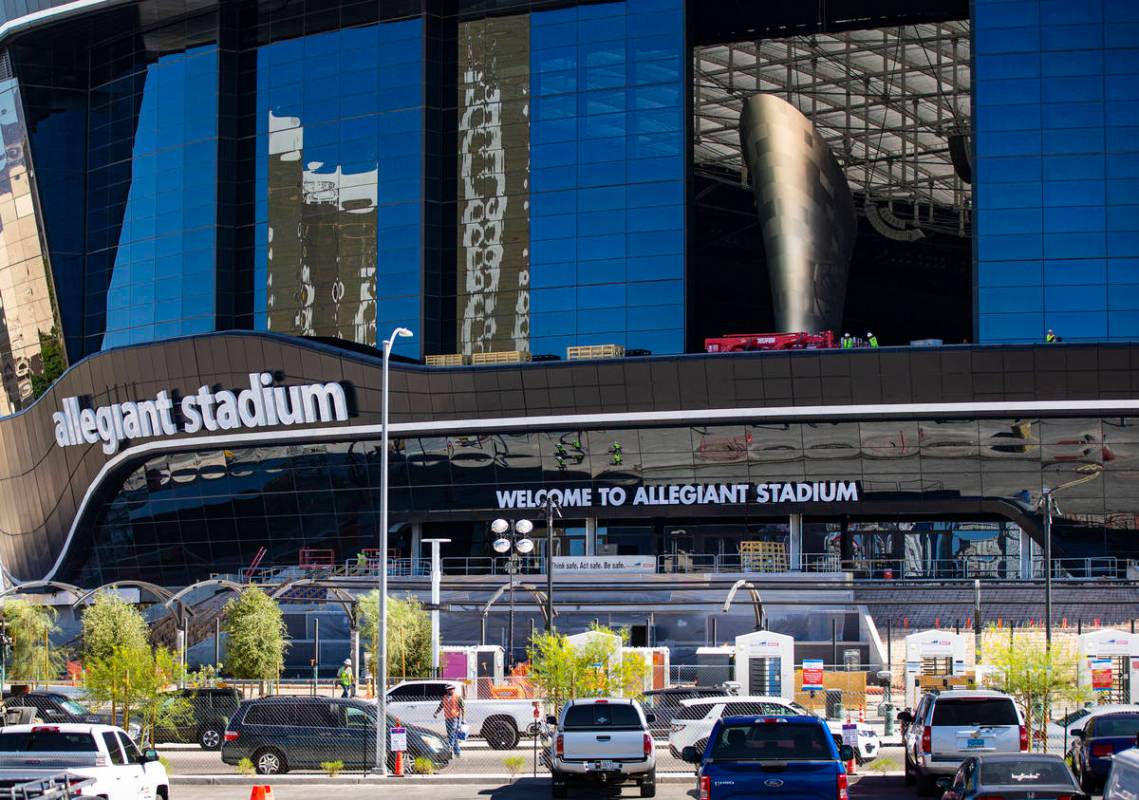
[73, 417, 1139, 586]
[975, 0, 1139, 343]
[456, 0, 686, 358]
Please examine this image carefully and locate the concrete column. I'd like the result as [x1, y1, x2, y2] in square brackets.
[1018, 525, 1033, 580]
[788, 514, 803, 570]
[410, 522, 423, 574]
[585, 518, 597, 556]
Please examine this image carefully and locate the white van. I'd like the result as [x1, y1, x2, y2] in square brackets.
[1104, 745, 1139, 800]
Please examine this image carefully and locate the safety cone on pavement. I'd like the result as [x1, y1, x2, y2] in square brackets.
[394, 750, 404, 777]
[858, 704, 865, 723]
[250, 786, 273, 800]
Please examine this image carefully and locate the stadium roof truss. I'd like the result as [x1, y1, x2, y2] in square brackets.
[695, 22, 972, 238]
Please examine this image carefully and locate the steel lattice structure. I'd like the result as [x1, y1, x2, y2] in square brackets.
[695, 22, 972, 238]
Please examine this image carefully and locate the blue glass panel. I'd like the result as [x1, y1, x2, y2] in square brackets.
[978, 260, 1043, 287]
[980, 286, 1043, 313]
[1044, 259, 1107, 285]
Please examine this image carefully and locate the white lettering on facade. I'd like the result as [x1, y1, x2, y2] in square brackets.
[494, 481, 861, 509]
[53, 373, 350, 455]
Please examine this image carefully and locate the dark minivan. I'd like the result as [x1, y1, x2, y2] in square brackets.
[152, 687, 243, 750]
[220, 696, 450, 775]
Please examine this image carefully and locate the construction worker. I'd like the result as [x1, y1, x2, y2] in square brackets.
[337, 658, 354, 698]
[1046, 329, 1057, 344]
[841, 333, 853, 349]
[866, 332, 879, 348]
[434, 684, 465, 757]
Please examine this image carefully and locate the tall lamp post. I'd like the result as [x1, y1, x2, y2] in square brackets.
[544, 495, 562, 633]
[491, 518, 535, 666]
[1040, 463, 1103, 652]
[376, 326, 412, 776]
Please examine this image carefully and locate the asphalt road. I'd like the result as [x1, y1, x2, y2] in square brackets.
[170, 774, 917, 800]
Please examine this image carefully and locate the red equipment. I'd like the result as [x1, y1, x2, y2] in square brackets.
[704, 331, 838, 353]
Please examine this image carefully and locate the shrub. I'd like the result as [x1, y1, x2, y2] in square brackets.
[237, 758, 255, 776]
[320, 760, 345, 777]
[503, 755, 526, 782]
[866, 755, 898, 774]
[412, 756, 435, 775]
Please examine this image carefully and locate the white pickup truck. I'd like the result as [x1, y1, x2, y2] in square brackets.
[549, 698, 656, 798]
[0, 724, 169, 800]
[384, 680, 537, 749]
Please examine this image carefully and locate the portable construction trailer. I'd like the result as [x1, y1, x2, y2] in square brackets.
[623, 646, 670, 692]
[440, 645, 505, 696]
[1077, 628, 1139, 704]
[733, 631, 794, 700]
[903, 630, 968, 709]
[567, 629, 624, 693]
[695, 646, 735, 687]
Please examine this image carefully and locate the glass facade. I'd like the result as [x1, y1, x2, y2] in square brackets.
[73, 416, 1138, 586]
[975, 0, 1139, 343]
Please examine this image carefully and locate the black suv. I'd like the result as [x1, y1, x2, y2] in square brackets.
[152, 687, 243, 750]
[220, 696, 450, 775]
[2, 689, 141, 739]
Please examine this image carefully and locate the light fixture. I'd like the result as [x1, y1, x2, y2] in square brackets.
[492, 538, 513, 554]
[490, 518, 510, 535]
[515, 538, 535, 555]
[514, 519, 534, 535]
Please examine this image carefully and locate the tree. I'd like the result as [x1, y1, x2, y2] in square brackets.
[83, 644, 183, 739]
[222, 587, 288, 691]
[81, 591, 150, 664]
[983, 627, 1081, 752]
[1, 599, 63, 684]
[527, 625, 650, 712]
[360, 591, 431, 689]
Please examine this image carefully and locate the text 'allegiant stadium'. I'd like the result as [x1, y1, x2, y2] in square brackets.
[495, 481, 860, 509]
[52, 373, 349, 455]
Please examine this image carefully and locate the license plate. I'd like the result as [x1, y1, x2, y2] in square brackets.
[966, 738, 986, 748]
[592, 760, 618, 771]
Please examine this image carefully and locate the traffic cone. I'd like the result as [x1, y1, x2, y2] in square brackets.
[250, 787, 273, 800]
[394, 751, 404, 777]
[859, 704, 865, 723]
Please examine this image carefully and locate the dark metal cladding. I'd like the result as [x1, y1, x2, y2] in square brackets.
[739, 94, 857, 333]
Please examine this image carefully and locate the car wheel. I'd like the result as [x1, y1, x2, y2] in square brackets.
[198, 726, 223, 750]
[904, 753, 915, 786]
[484, 718, 519, 750]
[639, 769, 656, 798]
[916, 771, 938, 797]
[254, 748, 287, 775]
[1078, 766, 1096, 795]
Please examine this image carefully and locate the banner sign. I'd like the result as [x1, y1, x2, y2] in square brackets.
[1091, 658, 1114, 691]
[52, 373, 350, 455]
[390, 727, 407, 752]
[553, 556, 656, 574]
[802, 659, 825, 691]
[495, 481, 860, 510]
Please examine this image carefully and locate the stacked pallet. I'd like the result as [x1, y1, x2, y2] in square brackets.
[566, 344, 624, 360]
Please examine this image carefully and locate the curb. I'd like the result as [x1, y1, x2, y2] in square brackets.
[171, 774, 697, 785]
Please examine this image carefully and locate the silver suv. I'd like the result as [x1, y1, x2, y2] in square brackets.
[899, 689, 1025, 796]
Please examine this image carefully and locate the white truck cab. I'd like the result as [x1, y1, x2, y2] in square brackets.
[548, 698, 656, 799]
[0, 723, 169, 800]
[384, 679, 535, 749]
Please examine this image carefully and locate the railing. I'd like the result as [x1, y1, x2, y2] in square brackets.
[218, 553, 1132, 582]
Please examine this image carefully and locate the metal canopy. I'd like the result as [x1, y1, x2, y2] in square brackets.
[694, 22, 972, 237]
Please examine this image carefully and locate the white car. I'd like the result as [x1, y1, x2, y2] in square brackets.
[900, 689, 1025, 797]
[384, 680, 537, 749]
[549, 698, 655, 798]
[0, 723, 169, 800]
[666, 695, 880, 763]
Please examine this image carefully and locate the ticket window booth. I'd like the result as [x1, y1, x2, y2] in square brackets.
[1077, 629, 1139, 704]
[734, 631, 795, 700]
[696, 646, 735, 687]
[903, 630, 968, 710]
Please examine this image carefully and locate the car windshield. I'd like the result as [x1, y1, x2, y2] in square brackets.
[1094, 716, 1139, 737]
[0, 731, 99, 751]
[563, 704, 641, 730]
[931, 698, 1018, 726]
[709, 722, 833, 761]
[981, 760, 1074, 785]
[59, 700, 91, 716]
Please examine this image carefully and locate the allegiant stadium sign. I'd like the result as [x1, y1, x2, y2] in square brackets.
[495, 481, 861, 509]
[52, 373, 350, 455]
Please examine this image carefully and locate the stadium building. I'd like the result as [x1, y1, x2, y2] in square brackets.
[0, 0, 1135, 615]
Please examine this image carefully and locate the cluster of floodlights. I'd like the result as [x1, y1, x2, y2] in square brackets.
[491, 518, 535, 555]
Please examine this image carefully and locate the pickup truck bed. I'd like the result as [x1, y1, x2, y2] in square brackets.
[550, 698, 656, 798]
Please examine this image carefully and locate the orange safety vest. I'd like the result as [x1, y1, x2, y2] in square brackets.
[440, 694, 463, 719]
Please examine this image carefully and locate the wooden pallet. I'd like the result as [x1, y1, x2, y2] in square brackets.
[740, 540, 789, 572]
[426, 353, 468, 366]
[566, 344, 625, 360]
[471, 350, 532, 364]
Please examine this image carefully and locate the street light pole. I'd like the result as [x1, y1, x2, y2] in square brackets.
[376, 326, 412, 776]
[545, 495, 561, 632]
[491, 519, 534, 667]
